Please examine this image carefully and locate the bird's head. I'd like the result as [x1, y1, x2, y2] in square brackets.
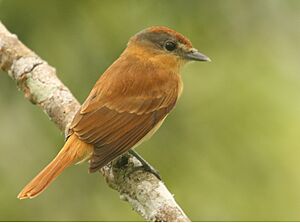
[126, 26, 210, 70]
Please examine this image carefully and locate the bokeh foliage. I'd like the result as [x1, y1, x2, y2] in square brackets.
[1, 0, 300, 221]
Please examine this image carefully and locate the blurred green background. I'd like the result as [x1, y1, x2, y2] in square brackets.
[1, 0, 300, 221]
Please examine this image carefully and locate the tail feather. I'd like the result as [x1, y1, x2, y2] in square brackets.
[18, 134, 93, 199]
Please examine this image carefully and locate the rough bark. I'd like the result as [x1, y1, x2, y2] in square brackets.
[0, 21, 190, 222]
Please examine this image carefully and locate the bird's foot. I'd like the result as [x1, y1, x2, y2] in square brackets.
[128, 150, 162, 180]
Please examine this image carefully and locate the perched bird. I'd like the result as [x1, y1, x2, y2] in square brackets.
[18, 26, 210, 199]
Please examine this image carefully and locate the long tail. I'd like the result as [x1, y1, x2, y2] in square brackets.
[17, 134, 93, 199]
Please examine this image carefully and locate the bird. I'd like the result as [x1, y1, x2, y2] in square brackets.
[17, 26, 210, 199]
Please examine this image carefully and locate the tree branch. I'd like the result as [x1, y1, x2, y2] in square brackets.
[0, 21, 190, 222]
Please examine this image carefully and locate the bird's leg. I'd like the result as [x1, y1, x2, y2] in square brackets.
[128, 149, 162, 180]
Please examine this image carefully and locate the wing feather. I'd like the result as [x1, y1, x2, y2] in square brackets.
[70, 55, 181, 172]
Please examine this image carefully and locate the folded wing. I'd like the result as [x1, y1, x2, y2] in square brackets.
[70, 57, 180, 172]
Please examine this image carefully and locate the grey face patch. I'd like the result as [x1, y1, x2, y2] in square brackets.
[136, 31, 176, 49]
[135, 31, 190, 59]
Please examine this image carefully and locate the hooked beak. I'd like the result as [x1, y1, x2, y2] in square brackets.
[185, 48, 211, 62]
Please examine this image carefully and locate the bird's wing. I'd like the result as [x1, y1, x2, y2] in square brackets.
[70, 60, 180, 172]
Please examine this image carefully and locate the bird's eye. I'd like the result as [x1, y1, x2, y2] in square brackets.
[164, 41, 177, 51]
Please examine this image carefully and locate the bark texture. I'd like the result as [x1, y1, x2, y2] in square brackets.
[0, 21, 190, 222]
